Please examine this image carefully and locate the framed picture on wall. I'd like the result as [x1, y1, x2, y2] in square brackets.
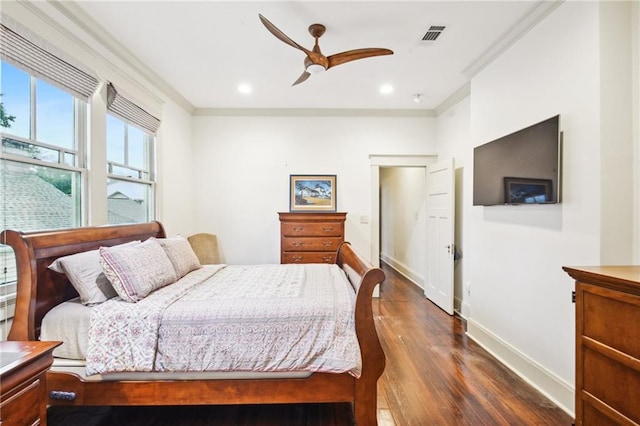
[504, 177, 552, 204]
[289, 175, 337, 212]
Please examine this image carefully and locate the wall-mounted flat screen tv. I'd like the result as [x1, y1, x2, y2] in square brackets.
[473, 115, 560, 206]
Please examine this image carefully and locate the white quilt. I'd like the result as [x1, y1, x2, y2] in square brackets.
[86, 264, 361, 377]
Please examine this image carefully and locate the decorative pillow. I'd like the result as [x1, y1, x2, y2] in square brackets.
[99, 238, 178, 303]
[156, 236, 202, 278]
[48, 241, 140, 306]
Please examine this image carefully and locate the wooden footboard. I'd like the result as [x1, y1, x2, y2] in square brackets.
[1, 223, 385, 425]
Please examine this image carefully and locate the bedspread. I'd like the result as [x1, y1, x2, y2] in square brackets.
[86, 264, 361, 377]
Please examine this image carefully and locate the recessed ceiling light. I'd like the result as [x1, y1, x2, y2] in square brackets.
[237, 83, 252, 94]
[379, 84, 394, 95]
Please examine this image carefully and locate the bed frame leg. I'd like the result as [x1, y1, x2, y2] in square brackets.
[354, 401, 377, 425]
[354, 380, 378, 426]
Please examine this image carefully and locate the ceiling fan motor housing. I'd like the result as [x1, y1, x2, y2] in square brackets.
[304, 55, 328, 72]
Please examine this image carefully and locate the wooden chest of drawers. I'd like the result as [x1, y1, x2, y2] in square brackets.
[279, 212, 347, 264]
[563, 266, 640, 426]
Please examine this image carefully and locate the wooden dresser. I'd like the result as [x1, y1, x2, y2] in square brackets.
[279, 212, 347, 264]
[1, 340, 61, 426]
[563, 266, 640, 425]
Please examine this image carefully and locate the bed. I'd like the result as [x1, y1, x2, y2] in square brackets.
[2, 221, 386, 425]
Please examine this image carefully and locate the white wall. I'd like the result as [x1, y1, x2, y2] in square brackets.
[467, 1, 600, 414]
[450, 1, 638, 416]
[155, 100, 197, 237]
[599, 1, 635, 264]
[192, 114, 435, 264]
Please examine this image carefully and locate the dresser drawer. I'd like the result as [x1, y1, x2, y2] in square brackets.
[282, 252, 336, 264]
[281, 222, 344, 237]
[282, 237, 342, 252]
[582, 345, 640, 423]
[0, 378, 41, 426]
[581, 285, 640, 359]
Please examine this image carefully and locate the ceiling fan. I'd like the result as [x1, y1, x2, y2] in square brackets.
[258, 14, 394, 86]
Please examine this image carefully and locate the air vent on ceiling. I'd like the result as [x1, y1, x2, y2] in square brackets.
[421, 25, 446, 42]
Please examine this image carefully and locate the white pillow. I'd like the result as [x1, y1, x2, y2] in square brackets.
[48, 241, 140, 305]
[99, 238, 177, 302]
[156, 236, 202, 278]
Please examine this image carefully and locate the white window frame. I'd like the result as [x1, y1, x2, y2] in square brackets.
[106, 113, 156, 223]
[1, 73, 89, 225]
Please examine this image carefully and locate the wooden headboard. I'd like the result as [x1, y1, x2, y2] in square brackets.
[1, 221, 166, 341]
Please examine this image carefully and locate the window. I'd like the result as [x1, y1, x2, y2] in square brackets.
[1, 60, 88, 328]
[106, 113, 155, 224]
[1, 61, 85, 226]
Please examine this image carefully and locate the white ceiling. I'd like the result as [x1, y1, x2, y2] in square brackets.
[72, 1, 543, 111]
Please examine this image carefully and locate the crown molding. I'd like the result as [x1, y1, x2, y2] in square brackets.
[435, 82, 470, 117]
[193, 108, 436, 118]
[462, 0, 565, 79]
[47, 0, 194, 114]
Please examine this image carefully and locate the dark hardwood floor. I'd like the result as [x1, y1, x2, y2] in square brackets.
[374, 264, 571, 425]
[48, 263, 573, 425]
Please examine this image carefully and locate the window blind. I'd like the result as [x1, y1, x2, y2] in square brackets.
[107, 83, 160, 135]
[0, 24, 99, 101]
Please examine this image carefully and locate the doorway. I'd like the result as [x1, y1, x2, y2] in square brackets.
[370, 155, 437, 290]
[379, 166, 427, 287]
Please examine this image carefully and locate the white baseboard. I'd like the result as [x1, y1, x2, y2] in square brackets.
[454, 297, 470, 320]
[466, 318, 575, 418]
[379, 253, 424, 288]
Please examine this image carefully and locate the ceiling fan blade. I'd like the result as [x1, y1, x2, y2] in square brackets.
[327, 48, 393, 69]
[259, 14, 312, 55]
[292, 71, 311, 86]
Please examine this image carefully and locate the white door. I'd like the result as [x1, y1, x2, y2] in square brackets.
[425, 159, 455, 315]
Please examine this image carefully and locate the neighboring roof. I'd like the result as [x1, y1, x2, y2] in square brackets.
[107, 180, 146, 200]
[106, 181, 148, 224]
[107, 198, 147, 224]
[0, 165, 74, 232]
[1, 165, 74, 285]
[1, 164, 148, 233]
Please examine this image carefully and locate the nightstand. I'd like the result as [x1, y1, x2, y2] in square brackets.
[1, 340, 61, 426]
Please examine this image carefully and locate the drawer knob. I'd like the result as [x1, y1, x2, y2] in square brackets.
[293, 226, 304, 232]
[292, 241, 303, 247]
[322, 226, 334, 232]
[50, 390, 77, 401]
[323, 241, 333, 247]
[292, 256, 303, 262]
[322, 256, 333, 262]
